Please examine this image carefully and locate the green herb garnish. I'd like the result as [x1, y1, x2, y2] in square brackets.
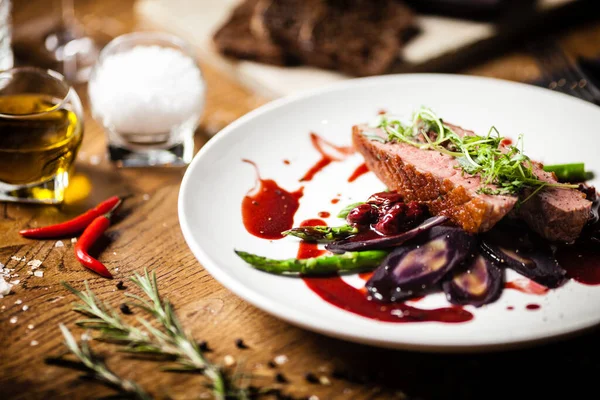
[374, 107, 579, 197]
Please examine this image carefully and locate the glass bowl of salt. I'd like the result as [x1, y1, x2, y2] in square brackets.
[88, 32, 205, 167]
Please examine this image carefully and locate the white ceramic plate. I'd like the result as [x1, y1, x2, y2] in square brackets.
[179, 74, 600, 352]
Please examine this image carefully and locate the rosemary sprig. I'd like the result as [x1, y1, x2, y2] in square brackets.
[48, 324, 151, 400]
[61, 270, 249, 400]
[374, 108, 579, 197]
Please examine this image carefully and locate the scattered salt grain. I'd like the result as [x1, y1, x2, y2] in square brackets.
[15, 299, 22, 305]
[28, 324, 34, 330]
[9, 280, 20, 285]
[71, 238, 77, 244]
[308, 396, 320, 400]
[319, 376, 331, 385]
[142, 193, 150, 201]
[88, 45, 205, 135]
[274, 355, 288, 365]
[22, 305, 29, 311]
[27, 260, 42, 269]
[224, 355, 236, 367]
[10, 256, 25, 262]
[34, 271, 44, 278]
[90, 155, 101, 165]
[9, 316, 17, 324]
[30, 340, 38, 346]
[0, 276, 13, 298]
[55, 240, 64, 248]
[115, 268, 119, 272]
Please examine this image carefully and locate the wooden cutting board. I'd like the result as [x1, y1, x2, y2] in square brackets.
[135, 0, 580, 98]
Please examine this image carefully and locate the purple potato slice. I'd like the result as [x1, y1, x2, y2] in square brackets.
[366, 226, 476, 302]
[442, 254, 503, 307]
[326, 215, 448, 253]
[480, 226, 567, 288]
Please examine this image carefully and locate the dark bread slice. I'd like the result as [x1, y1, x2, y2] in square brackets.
[263, 0, 415, 76]
[213, 0, 298, 66]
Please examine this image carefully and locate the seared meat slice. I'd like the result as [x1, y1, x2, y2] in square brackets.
[354, 123, 592, 241]
[517, 165, 591, 242]
[353, 124, 518, 233]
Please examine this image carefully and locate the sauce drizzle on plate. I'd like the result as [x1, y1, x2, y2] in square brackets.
[300, 133, 354, 182]
[241, 159, 303, 240]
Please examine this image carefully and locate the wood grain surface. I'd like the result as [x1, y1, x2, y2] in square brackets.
[2, 1, 600, 399]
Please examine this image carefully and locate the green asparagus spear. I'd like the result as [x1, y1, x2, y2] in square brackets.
[282, 225, 359, 243]
[543, 163, 593, 182]
[337, 202, 365, 219]
[234, 249, 388, 275]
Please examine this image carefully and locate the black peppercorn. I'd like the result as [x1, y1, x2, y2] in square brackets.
[275, 372, 288, 384]
[304, 373, 319, 384]
[199, 341, 210, 352]
[119, 304, 132, 315]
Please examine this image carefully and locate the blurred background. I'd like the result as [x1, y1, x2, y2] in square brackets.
[6, 0, 600, 106]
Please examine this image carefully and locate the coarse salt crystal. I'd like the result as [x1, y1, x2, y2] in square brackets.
[22, 305, 29, 311]
[90, 155, 101, 165]
[55, 240, 64, 248]
[34, 271, 44, 277]
[15, 299, 22, 305]
[274, 355, 288, 365]
[10, 280, 20, 285]
[27, 260, 42, 269]
[0, 276, 13, 297]
[319, 376, 331, 385]
[89, 45, 205, 135]
[224, 355, 236, 367]
[30, 340, 38, 346]
[142, 194, 150, 201]
[71, 238, 77, 244]
[9, 316, 17, 324]
[28, 324, 34, 330]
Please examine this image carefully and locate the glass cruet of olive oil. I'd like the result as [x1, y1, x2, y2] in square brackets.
[0, 67, 84, 204]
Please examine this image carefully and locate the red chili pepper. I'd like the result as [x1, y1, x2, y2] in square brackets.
[74, 200, 122, 279]
[19, 195, 121, 239]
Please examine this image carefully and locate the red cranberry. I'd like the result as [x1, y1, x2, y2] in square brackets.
[374, 203, 407, 235]
[367, 191, 403, 207]
[347, 204, 377, 225]
[374, 201, 427, 235]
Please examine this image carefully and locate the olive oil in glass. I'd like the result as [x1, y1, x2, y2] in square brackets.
[0, 68, 84, 204]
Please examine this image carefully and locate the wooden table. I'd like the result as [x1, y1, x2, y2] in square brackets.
[2, 1, 600, 399]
